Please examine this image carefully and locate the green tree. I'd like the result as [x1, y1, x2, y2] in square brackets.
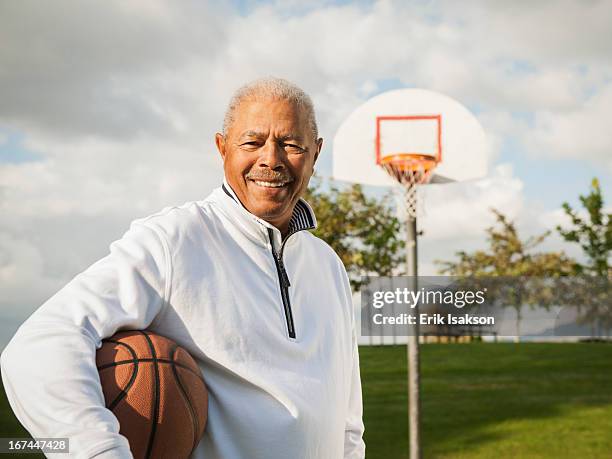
[437, 209, 575, 339]
[304, 178, 405, 292]
[557, 178, 611, 277]
[557, 178, 612, 336]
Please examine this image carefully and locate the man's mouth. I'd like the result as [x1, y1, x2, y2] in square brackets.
[250, 179, 291, 188]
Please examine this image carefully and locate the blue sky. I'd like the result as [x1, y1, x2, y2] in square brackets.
[1, 0, 611, 347]
[0, 128, 44, 164]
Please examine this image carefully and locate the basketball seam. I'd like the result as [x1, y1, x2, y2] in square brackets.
[97, 358, 205, 384]
[140, 331, 160, 459]
[170, 344, 199, 453]
[102, 340, 139, 411]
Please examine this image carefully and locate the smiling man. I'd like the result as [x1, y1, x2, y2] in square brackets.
[216, 88, 323, 235]
[1, 77, 365, 459]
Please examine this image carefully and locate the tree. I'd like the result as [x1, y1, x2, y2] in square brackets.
[437, 209, 575, 340]
[304, 178, 405, 291]
[556, 178, 612, 336]
[557, 178, 611, 277]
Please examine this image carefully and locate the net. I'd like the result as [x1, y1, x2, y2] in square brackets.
[379, 153, 438, 218]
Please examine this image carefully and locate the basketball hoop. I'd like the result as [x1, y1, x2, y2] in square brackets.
[379, 153, 438, 218]
[332, 88, 489, 459]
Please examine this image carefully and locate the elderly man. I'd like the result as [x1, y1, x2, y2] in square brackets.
[0, 78, 365, 458]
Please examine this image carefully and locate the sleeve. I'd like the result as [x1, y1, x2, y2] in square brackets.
[340, 266, 366, 459]
[0, 221, 171, 459]
[344, 323, 366, 458]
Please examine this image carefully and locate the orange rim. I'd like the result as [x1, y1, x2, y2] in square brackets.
[380, 153, 438, 172]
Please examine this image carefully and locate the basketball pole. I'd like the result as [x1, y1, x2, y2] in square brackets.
[406, 214, 421, 459]
[332, 87, 488, 459]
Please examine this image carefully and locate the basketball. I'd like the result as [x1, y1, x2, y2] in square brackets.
[96, 330, 208, 459]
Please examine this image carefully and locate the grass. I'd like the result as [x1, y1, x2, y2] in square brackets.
[2, 343, 612, 458]
[0, 377, 43, 458]
[361, 342, 612, 458]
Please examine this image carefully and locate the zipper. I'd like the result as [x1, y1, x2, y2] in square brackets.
[268, 228, 296, 339]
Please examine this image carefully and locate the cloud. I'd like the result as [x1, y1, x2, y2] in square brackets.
[1, 0, 611, 334]
[529, 84, 612, 170]
[380, 164, 525, 276]
[0, 230, 63, 311]
[0, 0, 226, 140]
[417, 164, 524, 241]
[1, 135, 222, 217]
[2, 1, 611, 150]
[468, 0, 612, 67]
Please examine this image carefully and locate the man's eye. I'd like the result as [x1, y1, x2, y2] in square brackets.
[284, 143, 304, 152]
[241, 141, 259, 147]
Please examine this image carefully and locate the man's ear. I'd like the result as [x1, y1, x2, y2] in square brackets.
[314, 137, 323, 164]
[215, 132, 226, 161]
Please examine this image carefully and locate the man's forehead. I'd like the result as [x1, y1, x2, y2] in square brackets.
[238, 97, 305, 118]
[231, 98, 308, 136]
[239, 129, 304, 141]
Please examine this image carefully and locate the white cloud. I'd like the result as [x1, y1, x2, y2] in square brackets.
[0, 231, 63, 311]
[380, 164, 525, 275]
[0, 0, 225, 140]
[1, 0, 611, 332]
[470, 0, 612, 67]
[529, 84, 612, 170]
[1, 136, 222, 219]
[418, 164, 524, 241]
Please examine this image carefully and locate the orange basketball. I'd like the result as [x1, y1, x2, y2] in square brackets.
[96, 330, 208, 459]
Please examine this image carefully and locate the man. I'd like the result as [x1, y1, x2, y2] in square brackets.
[0, 77, 365, 458]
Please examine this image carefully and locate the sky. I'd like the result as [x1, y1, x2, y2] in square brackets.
[1, 0, 611, 348]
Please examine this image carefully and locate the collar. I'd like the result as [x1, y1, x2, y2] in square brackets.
[218, 178, 317, 246]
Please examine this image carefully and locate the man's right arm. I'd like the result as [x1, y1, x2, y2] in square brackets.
[0, 221, 171, 458]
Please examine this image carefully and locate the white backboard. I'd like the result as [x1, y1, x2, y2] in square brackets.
[332, 88, 489, 186]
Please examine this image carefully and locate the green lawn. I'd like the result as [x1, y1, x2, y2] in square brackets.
[0, 376, 42, 458]
[361, 342, 612, 459]
[2, 343, 612, 458]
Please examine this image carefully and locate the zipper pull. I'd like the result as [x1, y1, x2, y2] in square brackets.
[278, 259, 291, 287]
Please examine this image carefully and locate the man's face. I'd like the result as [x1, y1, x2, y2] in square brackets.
[216, 97, 322, 232]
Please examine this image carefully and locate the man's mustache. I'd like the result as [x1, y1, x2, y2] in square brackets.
[246, 171, 294, 182]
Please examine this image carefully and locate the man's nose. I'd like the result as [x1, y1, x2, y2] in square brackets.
[258, 139, 285, 170]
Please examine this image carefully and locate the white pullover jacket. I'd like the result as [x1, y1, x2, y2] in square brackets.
[0, 182, 366, 459]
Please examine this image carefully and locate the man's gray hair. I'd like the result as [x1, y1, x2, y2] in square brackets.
[222, 77, 319, 140]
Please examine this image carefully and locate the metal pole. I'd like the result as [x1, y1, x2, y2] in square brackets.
[406, 215, 421, 459]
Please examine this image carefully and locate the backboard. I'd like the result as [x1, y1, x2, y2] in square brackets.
[332, 88, 489, 186]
